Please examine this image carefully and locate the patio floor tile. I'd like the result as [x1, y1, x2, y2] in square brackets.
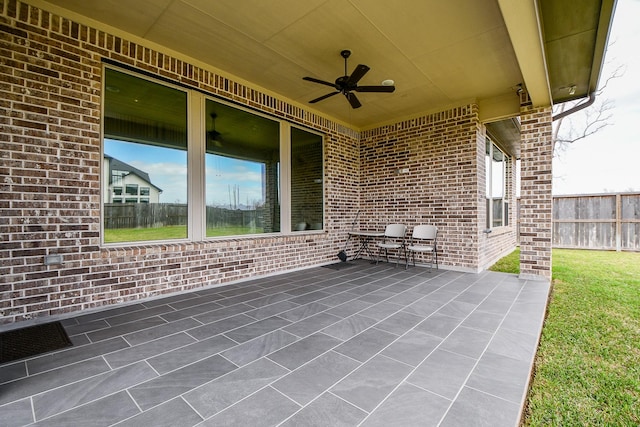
[0, 260, 549, 427]
[128, 355, 236, 410]
[280, 392, 367, 426]
[272, 350, 360, 406]
[113, 397, 203, 427]
[198, 386, 300, 427]
[183, 358, 289, 418]
[380, 329, 442, 367]
[333, 327, 398, 362]
[266, 332, 341, 370]
[407, 349, 477, 400]
[439, 386, 521, 427]
[360, 383, 451, 427]
[331, 354, 413, 412]
[31, 391, 139, 427]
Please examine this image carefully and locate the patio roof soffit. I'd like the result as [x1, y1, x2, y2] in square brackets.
[497, 0, 552, 108]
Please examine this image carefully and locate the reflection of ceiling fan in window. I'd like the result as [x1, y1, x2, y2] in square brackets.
[207, 113, 224, 148]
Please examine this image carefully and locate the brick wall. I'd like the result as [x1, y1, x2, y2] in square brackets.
[0, 0, 521, 325]
[359, 106, 509, 270]
[519, 94, 553, 280]
[0, 0, 362, 324]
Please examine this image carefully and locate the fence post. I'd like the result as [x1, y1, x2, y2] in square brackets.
[616, 193, 621, 252]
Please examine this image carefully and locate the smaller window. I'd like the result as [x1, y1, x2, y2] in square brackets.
[125, 198, 138, 203]
[113, 187, 122, 195]
[125, 184, 138, 195]
[112, 198, 122, 203]
[140, 198, 149, 204]
[485, 138, 509, 228]
[140, 187, 150, 196]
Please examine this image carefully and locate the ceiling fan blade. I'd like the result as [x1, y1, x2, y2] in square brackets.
[346, 64, 370, 86]
[346, 92, 362, 109]
[303, 76, 336, 88]
[309, 91, 340, 103]
[355, 85, 396, 93]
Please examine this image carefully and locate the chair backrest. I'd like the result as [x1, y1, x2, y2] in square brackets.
[412, 224, 437, 240]
[384, 223, 407, 238]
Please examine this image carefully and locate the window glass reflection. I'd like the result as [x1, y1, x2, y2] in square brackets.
[204, 100, 280, 236]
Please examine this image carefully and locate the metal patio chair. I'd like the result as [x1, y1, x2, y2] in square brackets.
[376, 223, 407, 267]
[406, 224, 438, 271]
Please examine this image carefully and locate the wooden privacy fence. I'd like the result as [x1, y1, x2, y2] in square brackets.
[104, 204, 263, 229]
[104, 203, 187, 229]
[553, 193, 640, 251]
[521, 193, 640, 251]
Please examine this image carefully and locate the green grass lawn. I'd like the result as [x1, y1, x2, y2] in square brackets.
[491, 248, 640, 426]
[104, 225, 262, 243]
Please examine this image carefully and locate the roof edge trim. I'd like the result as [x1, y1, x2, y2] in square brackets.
[497, 0, 552, 107]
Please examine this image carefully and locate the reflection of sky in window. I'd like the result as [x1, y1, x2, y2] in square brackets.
[105, 139, 187, 203]
[206, 155, 264, 208]
[105, 139, 263, 205]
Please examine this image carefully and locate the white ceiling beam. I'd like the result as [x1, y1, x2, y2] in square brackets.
[478, 93, 521, 123]
[497, 0, 552, 107]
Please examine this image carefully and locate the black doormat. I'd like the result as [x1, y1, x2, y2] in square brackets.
[322, 262, 356, 270]
[0, 321, 72, 364]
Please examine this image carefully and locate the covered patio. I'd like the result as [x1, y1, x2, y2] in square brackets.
[0, 261, 549, 426]
[1, 0, 614, 320]
[0, 0, 614, 425]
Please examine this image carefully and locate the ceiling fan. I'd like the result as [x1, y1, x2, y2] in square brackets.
[302, 50, 395, 109]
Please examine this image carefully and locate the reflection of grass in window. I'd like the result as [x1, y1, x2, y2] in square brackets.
[104, 225, 188, 243]
[104, 225, 262, 243]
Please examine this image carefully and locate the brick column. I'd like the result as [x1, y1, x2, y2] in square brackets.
[519, 96, 553, 281]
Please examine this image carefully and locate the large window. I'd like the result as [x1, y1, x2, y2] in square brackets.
[486, 138, 509, 228]
[103, 68, 188, 243]
[291, 127, 323, 231]
[205, 99, 280, 236]
[102, 67, 323, 244]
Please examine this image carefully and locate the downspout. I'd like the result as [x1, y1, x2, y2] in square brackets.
[552, 91, 597, 121]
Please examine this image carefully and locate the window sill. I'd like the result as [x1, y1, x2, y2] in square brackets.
[483, 226, 511, 237]
[102, 230, 327, 248]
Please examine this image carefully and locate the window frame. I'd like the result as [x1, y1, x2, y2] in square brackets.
[485, 137, 510, 230]
[101, 65, 324, 246]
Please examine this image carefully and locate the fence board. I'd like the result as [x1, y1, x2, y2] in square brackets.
[520, 193, 640, 251]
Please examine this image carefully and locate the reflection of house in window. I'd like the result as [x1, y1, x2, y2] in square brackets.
[103, 154, 163, 203]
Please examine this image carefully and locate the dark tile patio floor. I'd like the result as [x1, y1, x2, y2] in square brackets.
[0, 260, 550, 426]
